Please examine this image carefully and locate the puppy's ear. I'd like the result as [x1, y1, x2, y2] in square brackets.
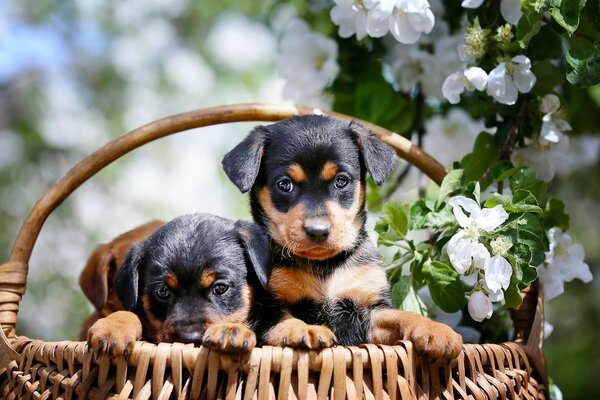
[235, 220, 270, 288]
[114, 242, 145, 311]
[222, 127, 269, 193]
[349, 121, 397, 185]
[79, 244, 115, 311]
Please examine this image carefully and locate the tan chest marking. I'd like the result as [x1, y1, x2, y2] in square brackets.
[325, 264, 388, 307]
[269, 264, 388, 308]
[269, 267, 326, 304]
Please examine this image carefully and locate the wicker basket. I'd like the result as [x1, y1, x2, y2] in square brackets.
[0, 103, 548, 399]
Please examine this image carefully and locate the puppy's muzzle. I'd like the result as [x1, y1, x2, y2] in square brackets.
[172, 319, 206, 343]
[304, 218, 331, 243]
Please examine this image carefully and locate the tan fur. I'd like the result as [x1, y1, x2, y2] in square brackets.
[258, 183, 365, 261]
[320, 161, 339, 181]
[165, 273, 178, 289]
[269, 267, 326, 304]
[202, 322, 257, 354]
[368, 308, 463, 360]
[324, 181, 364, 252]
[287, 163, 306, 182]
[326, 264, 388, 307]
[264, 314, 336, 349]
[87, 311, 142, 358]
[78, 220, 163, 340]
[200, 271, 217, 288]
[224, 285, 253, 324]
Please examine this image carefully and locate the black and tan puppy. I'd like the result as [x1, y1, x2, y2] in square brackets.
[223, 115, 463, 359]
[87, 213, 277, 357]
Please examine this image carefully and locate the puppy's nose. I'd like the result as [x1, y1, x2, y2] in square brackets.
[304, 223, 331, 242]
[174, 329, 203, 343]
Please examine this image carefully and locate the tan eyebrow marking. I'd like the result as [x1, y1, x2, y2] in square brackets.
[320, 161, 339, 181]
[287, 164, 306, 182]
[165, 273, 178, 289]
[200, 270, 217, 288]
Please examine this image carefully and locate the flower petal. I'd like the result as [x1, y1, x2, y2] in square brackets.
[468, 291, 493, 322]
[442, 72, 465, 104]
[476, 205, 509, 231]
[500, 0, 523, 25]
[484, 255, 513, 291]
[447, 231, 473, 274]
[389, 13, 422, 44]
[449, 195, 481, 227]
[366, 9, 390, 37]
[462, 0, 485, 8]
[464, 67, 488, 91]
[407, 8, 435, 35]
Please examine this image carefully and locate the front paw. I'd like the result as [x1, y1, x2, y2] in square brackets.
[405, 320, 463, 361]
[265, 318, 337, 349]
[202, 322, 256, 354]
[87, 311, 142, 359]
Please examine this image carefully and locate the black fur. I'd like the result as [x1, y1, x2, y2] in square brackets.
[223, 115, 398, 346]
[114, 213, 281, 343]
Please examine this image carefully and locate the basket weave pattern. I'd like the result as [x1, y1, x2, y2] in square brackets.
[0, 104, 547, 399]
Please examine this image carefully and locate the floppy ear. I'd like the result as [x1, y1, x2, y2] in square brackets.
[79, 243, 115, 311]
[235, 220, 271, 288]
[222, 126, 269, 193]
[113, 242, 146, 311]
[349, 121, 397, 185]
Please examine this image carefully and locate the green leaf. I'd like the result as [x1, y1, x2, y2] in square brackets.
[461, 132, 498, 182]
[550, 0, 586, 35]
[437, 169, 464, 205]
[375, 202, 410, 244]
[491, 162, 521, 183]
[392, 277, 427, 315]
[504, 283, 524, 308]
[566, 44, 600, 87]
[411, 200, 456, 230]
[516, 11, 543, 47]
[510, 168, 548, 203]
[541, 197, 570, 231]
[422, 261, 466, 313]
[484, 189, 544, 213]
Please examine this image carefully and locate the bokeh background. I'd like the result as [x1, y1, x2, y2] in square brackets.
[1, 1, 598, 398]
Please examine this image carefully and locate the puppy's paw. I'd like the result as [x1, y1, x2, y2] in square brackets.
[265, 318, 337, 349]
[405, 319, 463, 361]
[202, 322, 256, 354]
[87, 311, 142, 359]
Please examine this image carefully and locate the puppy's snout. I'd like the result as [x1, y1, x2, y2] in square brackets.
[173, 319, 205, 343]
[304, 220, 331, 243]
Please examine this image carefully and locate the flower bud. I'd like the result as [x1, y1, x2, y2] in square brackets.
[468, 290, 493, 322]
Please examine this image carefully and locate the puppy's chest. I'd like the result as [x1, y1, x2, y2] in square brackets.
[268, 264, 388, 308]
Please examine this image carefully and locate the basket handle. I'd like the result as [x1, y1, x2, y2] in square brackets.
[0, 103, 446, 337]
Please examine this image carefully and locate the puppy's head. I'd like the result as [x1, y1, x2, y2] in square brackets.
[113, 214, 270, 343]
[222, 115, 396, 260]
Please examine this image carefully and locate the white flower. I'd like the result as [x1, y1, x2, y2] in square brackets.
[500, 0, 523, 25]
[483, 254, 513, 292]
[468, 290, 493, 322]
[537, 228, 593, 301]
[486, 55, 536, 105]
[539, 94, 572, 145]
[277, 19, 340, 108]
[462, 0, 522, 25]
[446, 196, 508, 273]
[332, 0, 435, 44]
[330, 0, 368, 40]
[423, 108, 488, 167]
[511, 131, 572, 181]
[442, 67, 488, 104]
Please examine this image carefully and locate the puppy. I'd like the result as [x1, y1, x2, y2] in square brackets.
[223, 115, 463, 359]
[87, 213, 277, 357]
[79, 220, 163, 340]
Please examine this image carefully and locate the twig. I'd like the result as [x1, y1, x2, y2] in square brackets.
[415, 89, 426, 198]
[479, 98, 530, 183]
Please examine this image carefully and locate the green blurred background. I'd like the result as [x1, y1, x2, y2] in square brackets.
[0, 1, 598, 398]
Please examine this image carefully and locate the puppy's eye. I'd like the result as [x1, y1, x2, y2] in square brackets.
[155, 286, 171, 300]
[213, 283, 229, 295]
[277, 178, 294, 193]
[334, 174, 349, 189]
